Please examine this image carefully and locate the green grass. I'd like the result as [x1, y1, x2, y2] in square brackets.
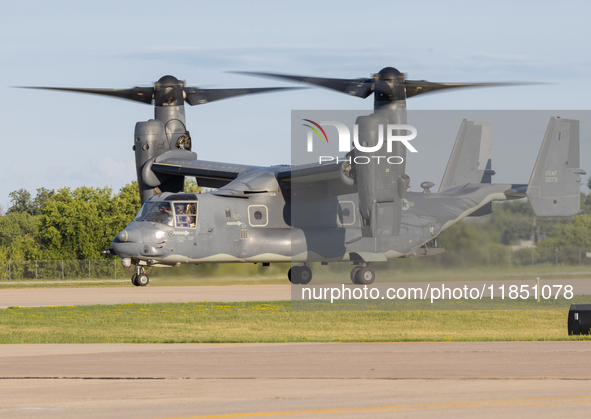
[1, 300, 589, 344]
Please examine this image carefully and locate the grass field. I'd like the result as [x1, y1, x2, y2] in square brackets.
[1, 300, 589, 344]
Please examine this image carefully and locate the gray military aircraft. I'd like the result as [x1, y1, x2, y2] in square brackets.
[26, 69, 585, 286]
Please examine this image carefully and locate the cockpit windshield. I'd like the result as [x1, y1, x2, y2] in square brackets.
[134, 201, 197, 228]
[135, 202, 174, 226]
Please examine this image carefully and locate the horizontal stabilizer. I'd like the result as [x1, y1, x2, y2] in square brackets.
[526, 118, 586, 217]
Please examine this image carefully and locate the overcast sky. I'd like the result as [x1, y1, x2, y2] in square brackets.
[1, 0, 590, 210]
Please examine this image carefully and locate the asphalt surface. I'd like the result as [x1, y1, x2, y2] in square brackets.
[1, 342, 591, 418]
[2, 278, 590, 308]
[0, 284, 292, 308]
[2, 284, 591, 418]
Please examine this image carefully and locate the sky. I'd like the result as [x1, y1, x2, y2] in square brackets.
[1, 0, 590, 211]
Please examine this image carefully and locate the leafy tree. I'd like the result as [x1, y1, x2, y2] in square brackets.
[0, 212, 40, 249]
[114, 181, 142, 223]
[7, 188, 55, 216]
[537, 214, 591, 248]
[33, 188, 55, 212]
[184, 178, 202, 193]
[38, 183, 141, 260]
[438, 221, 481, 250]
[582, 192, 591, 215]
[0, 212, 41, 261]
[7, 189, 33, 215]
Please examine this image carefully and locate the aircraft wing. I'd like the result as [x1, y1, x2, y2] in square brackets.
[276, 162, 342, 183]
[149, 149, 356, 194]
[152, 157, 261, 188]
[275, 161, 358, 196]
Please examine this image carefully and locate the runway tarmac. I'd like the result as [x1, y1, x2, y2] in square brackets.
[1, 342, 591, 418]
[2, 284, 590, 418]
[0, 284, 292, 308]
[2, 278, 590, 308]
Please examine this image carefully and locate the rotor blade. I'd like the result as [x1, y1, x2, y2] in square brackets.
[404, 81, 541, 98]
[16, 86, 155, 104]
[183, 86, 305, 106]
[233, 71, 374, 98]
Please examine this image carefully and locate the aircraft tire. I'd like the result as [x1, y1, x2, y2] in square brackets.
[356, 267, 375, 285]
[289, 266, 301, 284]
[131, 274, 139, 286]
[136, 273, 149, 287]
[350, 267, 362, 284]
[299, 266, 312, 284]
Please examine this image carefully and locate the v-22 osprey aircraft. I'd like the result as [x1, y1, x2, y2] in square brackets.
[27, 68, 586, 286]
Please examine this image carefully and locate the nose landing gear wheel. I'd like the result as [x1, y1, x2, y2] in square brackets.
[136, 273, 149, 286]
[132, 266, 149, 287]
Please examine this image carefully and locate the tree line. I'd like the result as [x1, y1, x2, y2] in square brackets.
[0, 179, 590, 262]
[437, 178, 591, 250]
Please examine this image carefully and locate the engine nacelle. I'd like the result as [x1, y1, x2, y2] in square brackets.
[354, 114, 408, 238]
[134, 120, 189, 203]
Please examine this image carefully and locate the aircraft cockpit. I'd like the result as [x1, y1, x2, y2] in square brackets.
[134, 195, 198, 229]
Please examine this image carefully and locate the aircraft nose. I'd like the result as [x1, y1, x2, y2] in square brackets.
[116, 229, 142, 243]
[112, 228, 143, 259]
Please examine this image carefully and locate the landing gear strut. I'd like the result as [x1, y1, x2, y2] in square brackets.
[350, 264, 375, 285]
[288, 265, 312, 284]
[132, 266, 149, 287]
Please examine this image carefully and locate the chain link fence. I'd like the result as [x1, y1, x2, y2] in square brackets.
[0, 259, 134, 281]
[1, 246, 590, 280]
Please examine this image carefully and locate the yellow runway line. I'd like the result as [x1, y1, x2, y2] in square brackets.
[157, 394, 591, 418]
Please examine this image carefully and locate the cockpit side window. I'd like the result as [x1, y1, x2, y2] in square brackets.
[173, 202, 198, 228]
[142, 202, 174, 226]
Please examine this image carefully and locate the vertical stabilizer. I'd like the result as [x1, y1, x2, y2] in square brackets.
[439, 120, 494, 192]
[526, 117, 585, 217]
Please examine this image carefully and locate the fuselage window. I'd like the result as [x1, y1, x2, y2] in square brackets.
[174, 202, 197, 228]
[337, 201, 356, 226]
[248, 205, 268, 227]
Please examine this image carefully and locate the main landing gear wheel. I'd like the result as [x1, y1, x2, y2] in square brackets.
[356, 267, 376, 285]
[350, 267, 362, 284]
[288, 266, 313, 284]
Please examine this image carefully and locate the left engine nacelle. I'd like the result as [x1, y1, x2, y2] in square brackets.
[134, 120, 182, 203]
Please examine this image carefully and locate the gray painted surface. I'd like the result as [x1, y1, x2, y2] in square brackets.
[1, 343, 591, 418]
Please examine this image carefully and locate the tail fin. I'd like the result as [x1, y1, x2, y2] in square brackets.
[439, 120, 495, 192]
[526, 117, 586, 216]
[439, 120, 495, 216]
